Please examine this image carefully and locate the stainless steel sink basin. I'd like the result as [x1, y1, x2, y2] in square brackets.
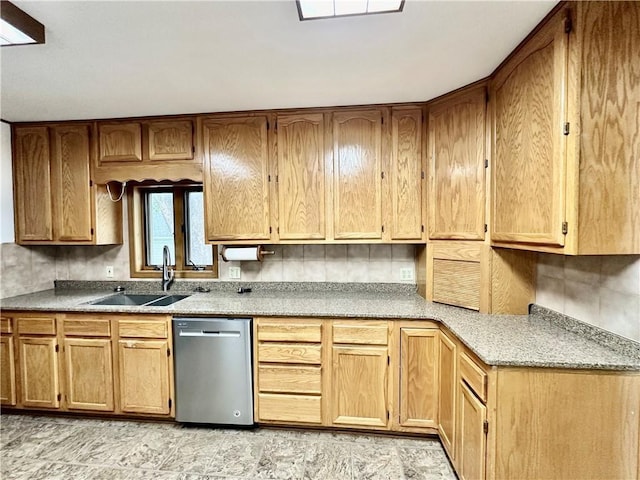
[91, 294, 189, 307]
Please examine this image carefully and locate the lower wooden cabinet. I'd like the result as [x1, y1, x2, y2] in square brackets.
[437, 330, 457, 458]
[457, 381, 487, 480]
[0, 334, 17, 406]
[19, 337, 60, 409]
[118, 339, 170, 415]
[64, 338, 114, 411]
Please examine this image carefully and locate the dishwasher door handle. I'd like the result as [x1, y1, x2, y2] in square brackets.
[179, 330, 241, 338]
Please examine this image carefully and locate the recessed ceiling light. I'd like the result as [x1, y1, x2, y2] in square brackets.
[297, 0, 404, 21]
[0, 0, 45, 46]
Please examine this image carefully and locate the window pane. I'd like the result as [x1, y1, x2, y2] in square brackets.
[185, 190, 213, 266]
[146, 191, 175, 266]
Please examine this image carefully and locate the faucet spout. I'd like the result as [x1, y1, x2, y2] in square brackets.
[162, 245, 174, 292]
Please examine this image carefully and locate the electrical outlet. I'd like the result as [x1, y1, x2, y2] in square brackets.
[399, 267, 414, 282]
[105, 266, 114, 278]
[228, 266, 241, 280]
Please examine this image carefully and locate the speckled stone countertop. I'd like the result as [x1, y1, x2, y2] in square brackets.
[2, 283, 639, 371]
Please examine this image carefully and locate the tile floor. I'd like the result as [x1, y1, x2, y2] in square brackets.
[0, 413, 456, 480]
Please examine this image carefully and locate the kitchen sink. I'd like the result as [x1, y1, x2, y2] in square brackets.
[91, 294, 189, 307]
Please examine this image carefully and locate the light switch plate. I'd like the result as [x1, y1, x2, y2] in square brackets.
[228, 266, 241, 280]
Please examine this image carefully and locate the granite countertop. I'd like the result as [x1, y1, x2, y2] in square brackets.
[1, 283, 639, 371]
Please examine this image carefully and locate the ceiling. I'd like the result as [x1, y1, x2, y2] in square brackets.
[1, 0, 556, 123]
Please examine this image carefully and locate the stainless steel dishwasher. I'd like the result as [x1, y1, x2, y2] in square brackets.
[173, 317, 253, 425]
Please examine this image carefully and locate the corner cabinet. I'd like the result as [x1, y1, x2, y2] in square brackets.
[12, 124, 122, 245]
[202, 115, 272, 243]
[491, 2, 640, 254]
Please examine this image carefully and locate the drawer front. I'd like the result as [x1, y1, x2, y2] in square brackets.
[64, 318, 111, 337]
[118, 320, 167, 339]
[460, 351, 487, 402]
[432, 259, 481, 311]
[257, 320, 322, 343]
[258, 343, 321, 364]
[258, 365, 321, 394]
[332, 322, 388, 345]
[258, 393, 322, 424]
[17, 316, 56, 335]
[0, 317, 12, 334]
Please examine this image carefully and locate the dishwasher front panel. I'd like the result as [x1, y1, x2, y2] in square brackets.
[173, 317, 253, 425]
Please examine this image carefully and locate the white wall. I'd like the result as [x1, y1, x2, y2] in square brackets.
[0, 121, 14, 243]
[537, 254, 640, 342]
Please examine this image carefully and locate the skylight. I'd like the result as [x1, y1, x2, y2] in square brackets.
[0, 1, 45, 46]
[297, 0, 404, 20]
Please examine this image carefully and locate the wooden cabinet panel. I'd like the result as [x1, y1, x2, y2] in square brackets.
[432, 259, 481, 311]
[258, 365, 321, 394]
[64, 338, 114, 411]
[63, 318, 111, 337]
[458, 381, 487, 480]
[118, 339, 170, 415]
[17, 316, 56, 335]
[332, 321, 388, 345]
[331, 345, 388, 428]
[438, 331, 457, 459]
[428, 87, 486, 240]
[459, 352, 487, 402]
[203, 116, 271, 241]
[118, 319, 168, 339]
[19, 337, 59, 409]
[390, 107, 423, 240]
[258, 343, 322, 364]
[148, 120, 194, 161]
[332, 110, 384, 240]
[51, 124, 92, 242]
[257, 319, 322, 343]
[13, 126, 53, 242]
[0, 336, 16, 406]
[399, 328, 438, 429]
[276, 113, 326, 240]
[98, 123, 142, 163]
[492, 11, 569, 246]
[258, 393, 322, 424]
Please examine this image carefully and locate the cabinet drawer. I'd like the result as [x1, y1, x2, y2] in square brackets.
[258, 393, 322, 424]
[258, 365, 321, 394]
[64, 318, 111, 337]
[258, 343, 321, 364]
[0, 317, 12, 334]
[332, 322, 388, 345]
[257, 320, 322, 343]
[460, 351, 487, 402]
[118, 319, 167, 339]
[17, 316, 56, 335]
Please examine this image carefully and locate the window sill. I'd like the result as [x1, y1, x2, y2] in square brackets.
[129, 269, 218, 279]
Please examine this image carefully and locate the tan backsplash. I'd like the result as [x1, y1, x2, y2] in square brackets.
[536, 254, 640, 342]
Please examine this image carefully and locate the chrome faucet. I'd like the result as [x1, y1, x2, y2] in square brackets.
[162, 245, 174, 292]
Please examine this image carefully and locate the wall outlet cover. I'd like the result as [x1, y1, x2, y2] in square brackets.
[105, 266, 114, 278]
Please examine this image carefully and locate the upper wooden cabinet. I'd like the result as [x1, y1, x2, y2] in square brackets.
[390, 107, 425, 241]
[93, 118, 200, 183]
[275, 113, 327, 241]
[428, 85, 487, 240]
[12, 124, 122, 245]
[332, 109, 385, 240]
[202, 115, 272, 242]
[491, 2, 640, 254]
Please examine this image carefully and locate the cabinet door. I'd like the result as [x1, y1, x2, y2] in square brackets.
[50, 124, 93, 242]
[491, 11, 569, 246]
[18, 337, 60, 408]
[429, 87, 486, 240]
[390, 107, 423, 240]
[98, 123, 142, 163]
[276, 113, 326, 240]
[64, 338, 114, 411]
[399, 328, 438, 428]
[203, 116, 271, 241]
[438, 331, 457, 459]
[13, 126, 53, 242]
[332, 109, 384, 240]
[331, 345, 388, 428]
[118, 339, 170, 415]
[0, 336, 16, 406]
[148, 120, 194, 161]
[458, 381, 487, 480]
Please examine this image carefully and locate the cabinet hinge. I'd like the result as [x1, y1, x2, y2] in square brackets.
[563, 122, 570, 135]
[268, 174, 271, 182]
[57, 393, 61, 402]
[275, 175, 279, 183]
[484, 224, 488, 233]
[89, 180, 93, 187]
[485, 90, 490, 103]
[387, 356, 390, 365]
[167, 348, 171, 357]
[90, 228, 94, 235]
[483, 420, 489, 435]
[564, 16, 572, 34]
[267, 121, 270, 130]
[484, 159, 489, 168]
[562, 221, 568, 235]
[381, 225, 385, 233]
[277, 226, 280, 234]
[421, 225, 425, 233]
[387, 410, 390, 420]
[169, 398, 172, 409]
[55, 344, 59, 353]
[192, 145, 196, 154]
[381, 171, 385, 179]
[274, 121, 277, 131]
[421, 171, 425, 180]
[269, 226, 273, 234]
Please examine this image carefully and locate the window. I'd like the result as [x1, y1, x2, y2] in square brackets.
[296, 0, 404, 21]
[128, 183, 217, 278]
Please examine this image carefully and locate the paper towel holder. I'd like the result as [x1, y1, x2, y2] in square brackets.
[220, 245, 275, 262]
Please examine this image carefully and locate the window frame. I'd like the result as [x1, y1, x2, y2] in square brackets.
[128, 182, 218, 279]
